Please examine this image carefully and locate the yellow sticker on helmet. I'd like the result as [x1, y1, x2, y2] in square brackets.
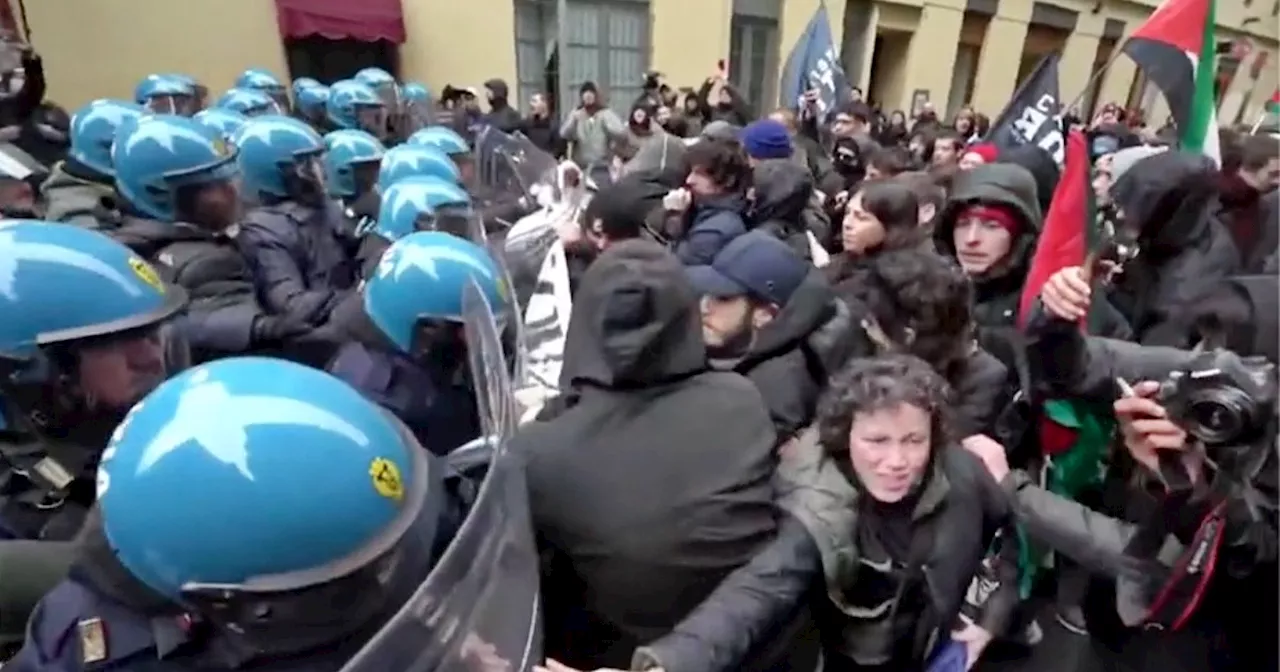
[128, 257, 165, 294]
[369, 457, 404, 502]
[211, 137, 231, 158]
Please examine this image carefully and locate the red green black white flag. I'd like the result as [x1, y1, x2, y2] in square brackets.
[1122, 0, 1221, 164]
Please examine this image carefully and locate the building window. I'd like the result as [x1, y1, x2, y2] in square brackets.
[729, 15, 778, 116]
[284, 37, 399, 84]
[517, 0, 650, 119]
[561, 0, 649, 114]
[515, 0, 558, 114]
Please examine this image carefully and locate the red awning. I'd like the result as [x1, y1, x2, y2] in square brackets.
[275, 0, 406, 44]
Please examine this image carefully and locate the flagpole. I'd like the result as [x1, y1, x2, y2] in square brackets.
[1063, 47, 1130, 115]
[1250, 111, 1266, 134]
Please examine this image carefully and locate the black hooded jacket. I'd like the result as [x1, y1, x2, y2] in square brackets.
[712, 270, 851, 441]
[933, 163, 1043, 329]
[1109, 151, 1241, 346]
[749, 160, 815, 259]
[483, 78, 523, 133]
[513, 240, 818, 671]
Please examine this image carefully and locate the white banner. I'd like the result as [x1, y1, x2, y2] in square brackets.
[521, 239, 573, 399]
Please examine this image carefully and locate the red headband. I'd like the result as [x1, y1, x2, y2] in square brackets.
[959, 204, 1021, 234]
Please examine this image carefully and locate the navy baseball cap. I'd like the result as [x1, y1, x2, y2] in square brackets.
[686, 231, 809, 306]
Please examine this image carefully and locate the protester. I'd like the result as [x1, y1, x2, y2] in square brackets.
[516, 239, 820, 670]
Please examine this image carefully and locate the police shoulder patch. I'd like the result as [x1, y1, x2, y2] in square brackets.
[78, 617, 107, 664]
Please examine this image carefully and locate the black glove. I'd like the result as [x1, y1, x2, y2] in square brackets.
[250, 313, 311, 348]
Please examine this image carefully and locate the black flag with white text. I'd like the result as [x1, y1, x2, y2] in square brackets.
[986, 52, 1066, 165]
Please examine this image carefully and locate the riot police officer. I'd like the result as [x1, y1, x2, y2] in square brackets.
[354, 176, 476, 280]
[0, 220, 188, 542]
[234, 115, 357, 335]
[328, 231, 505, 454]
[41, 98, 143, 230]
[322, 128, 386, 245]
[0, 220, 188, 651]
[327, 80, 388, 142]
[9, 356, 473, 671]
[109, 114, 313, 364]
[234, 68, 290, 112]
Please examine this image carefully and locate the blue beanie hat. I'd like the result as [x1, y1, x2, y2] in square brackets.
[739, 119, 792, 160]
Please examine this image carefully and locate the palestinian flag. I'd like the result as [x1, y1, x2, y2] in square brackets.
[1015, 128, 1115, 595]
[1268, 89, 1280, 114]
[1123, 0, 1221, 164]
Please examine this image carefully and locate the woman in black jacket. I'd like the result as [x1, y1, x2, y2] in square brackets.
[825, 178, 928, 284]
[589, 355, 1022, 672]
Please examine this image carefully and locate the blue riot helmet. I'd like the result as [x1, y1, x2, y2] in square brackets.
[399, 82, 431, 134]
[163, 73, 208, 112]
[235, 68, 289, 111]
[327, 79, 387, 139]
[401, 82, 428, 104]
[134, 74, 197, 116]
[291, 77, 321, 100]
[354, 67, 400, 110]
[364, 231, 507, 357]
[67, 99, 145, 178]
[113, 114, 240, 222]
[323, 129, 385, 200]
[294, 84, 330, 126]
[192, 108, 250, 145]
[373, 176, 481, 244]
[96, 356, 446, 653]
[407, 125, 473, 182]
[407, 125, 468, 157]
[0, 221, 189, 446]
[234, 115, 328, 204]
[216, 88, 283, 118]
[376, 144, 460, 192]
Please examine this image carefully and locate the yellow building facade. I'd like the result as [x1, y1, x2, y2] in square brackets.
[12, 0, 1279, 127]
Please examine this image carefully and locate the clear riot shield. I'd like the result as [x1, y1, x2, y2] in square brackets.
[337, 279, 541, 672]
[0, 143, 47, 184]
[475, 128, 560, 205]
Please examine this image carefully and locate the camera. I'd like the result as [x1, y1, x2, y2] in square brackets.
[1158, 349, 1277, 451]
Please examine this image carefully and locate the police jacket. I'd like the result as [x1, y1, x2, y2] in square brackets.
[326, 341, 480, 456]
[237, 200, 357, 327]
[39, 161, 119, 231]
[635, 428, 1019, 671]
[111, 218, 265, 361]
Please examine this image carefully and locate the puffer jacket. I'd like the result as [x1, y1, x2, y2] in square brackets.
[634, 428, 1019, 671]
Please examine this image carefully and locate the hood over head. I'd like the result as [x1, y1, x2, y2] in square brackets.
[935, 163, 1042, 243]
[584, 178, 661, 238]
[1111, 150, 1217, 252]
[701, 120, 740, 142]
[1109, 145, 1167, 184]
[934, 163, 1042, 280]
[625, 132, 686, 179]
[996, 144, 1060, 215]
[483, 78, 510, 103]
[559, 239, 707, 389]
[750, 159, 812, 224]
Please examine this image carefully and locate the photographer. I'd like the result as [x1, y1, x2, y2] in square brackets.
[963, 265, 1279, 671]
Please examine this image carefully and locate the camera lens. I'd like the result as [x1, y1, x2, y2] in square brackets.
[1185, 388, 1253, 445]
